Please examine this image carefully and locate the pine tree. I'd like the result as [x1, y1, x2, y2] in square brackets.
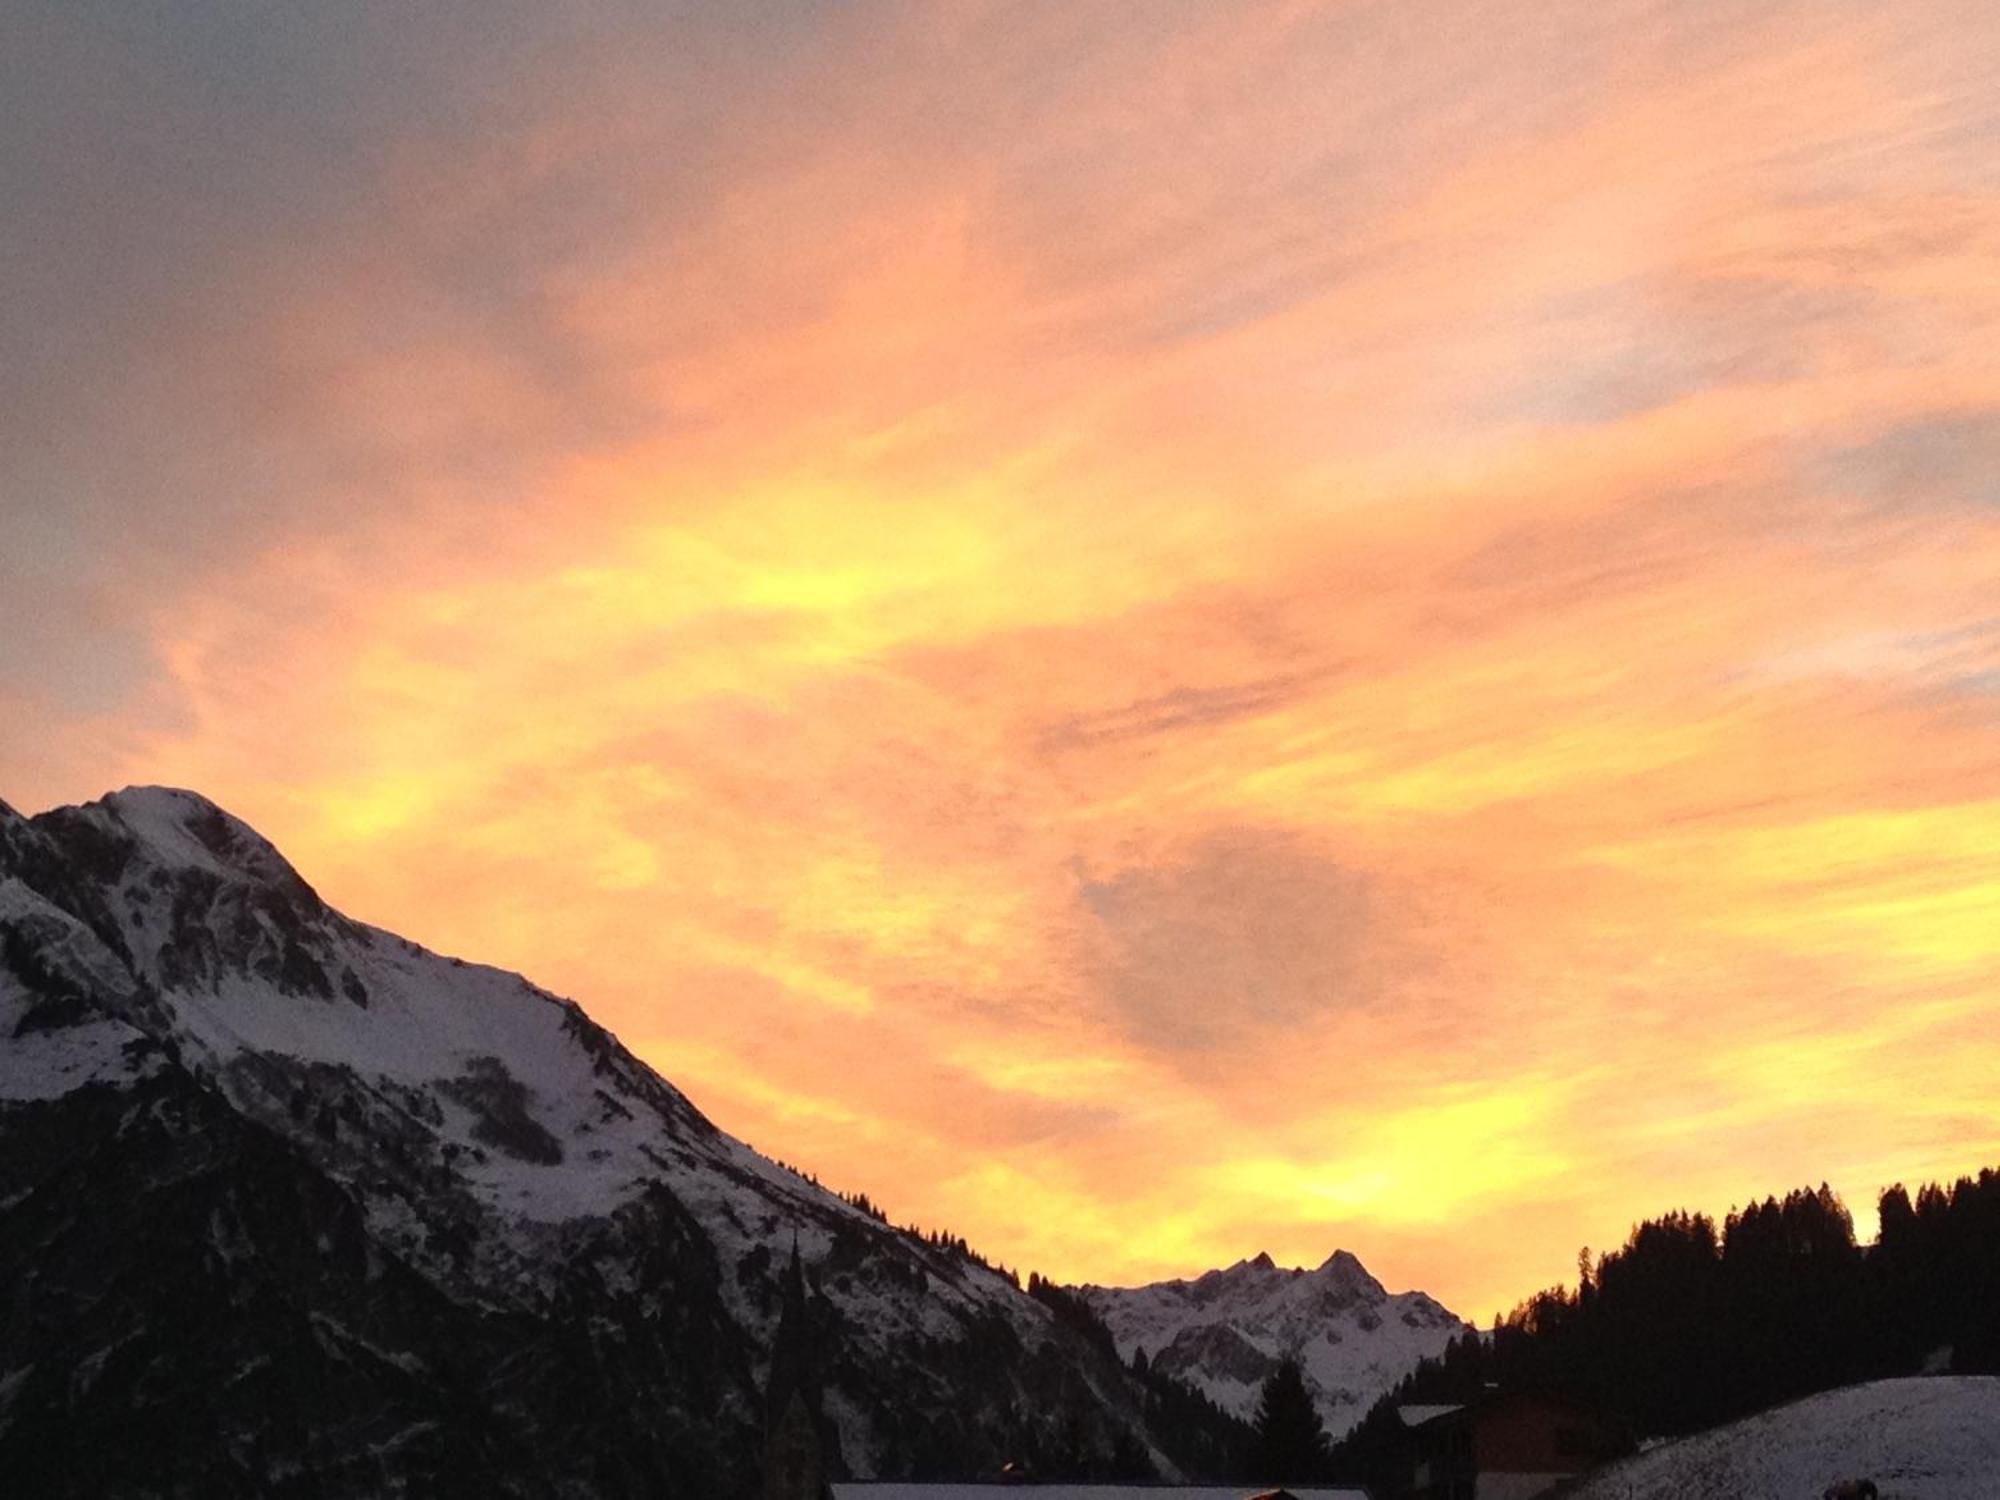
[1248, 1356, 1327, 1483]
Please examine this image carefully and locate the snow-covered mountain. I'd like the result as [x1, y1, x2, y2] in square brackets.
[1074, 1250, 1470, 1439]
[0, 786, 1197, 1495]
[1563, 1377, 2000, 1500]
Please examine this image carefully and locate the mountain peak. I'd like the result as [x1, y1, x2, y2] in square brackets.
[104, 784, 219, 812]
[1315, 1247, 1386, 1295]
[104, 784, 291, 868]
[40, 785, 323, 905]
[1076, 1245, 1469, 1440]
[2, 778, 1187, 1488]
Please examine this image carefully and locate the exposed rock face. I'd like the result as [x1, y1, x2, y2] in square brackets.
[0, 787, 1166, 1496]
[1075, 1249, 1470, 1439]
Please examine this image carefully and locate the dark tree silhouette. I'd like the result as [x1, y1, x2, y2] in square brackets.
[1329, 1163, 2000, 1497]
[1249, 1356, 1329, 1483]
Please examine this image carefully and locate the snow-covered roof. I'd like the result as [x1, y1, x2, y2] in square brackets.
[834, 1489, 1372, 1500]
[1395, 1403, 1464, 1428]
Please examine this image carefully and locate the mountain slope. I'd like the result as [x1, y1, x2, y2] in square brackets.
[1075, 1251, 1469, 1438]
[1563, 1377, 2000, 1500]
[0, 786, 1174, 1494]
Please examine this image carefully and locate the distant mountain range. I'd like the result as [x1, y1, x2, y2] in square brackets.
[1075, 1250, 1469, 1438]
[0, 785, 1458, 1493]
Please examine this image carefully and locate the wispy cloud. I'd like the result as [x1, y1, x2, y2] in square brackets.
[5, 0, 1999, 1316]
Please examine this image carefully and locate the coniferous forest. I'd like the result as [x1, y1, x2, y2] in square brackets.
[1025, 1272, 1257, 1478]
[1332, 1166, 2000, 1496]
[1006, 1164, 2000, 1487]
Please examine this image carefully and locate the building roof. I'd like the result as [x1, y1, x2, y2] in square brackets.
[1396, 1403, 1465, 1428]
[832, 1487, 1371, 1500]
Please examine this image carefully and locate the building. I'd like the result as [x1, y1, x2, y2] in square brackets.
[832, 1488, 1372, 1500]
[1402, 1392, 1632, 1500]
[765, 1239, 836, 1500]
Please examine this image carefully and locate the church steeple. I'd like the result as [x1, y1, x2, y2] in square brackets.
[763, 1232, 831, 1500]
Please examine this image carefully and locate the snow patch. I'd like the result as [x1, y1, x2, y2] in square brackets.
[1566, 1377, 2000, 1500]
[1078, 1250, 1469, 1437]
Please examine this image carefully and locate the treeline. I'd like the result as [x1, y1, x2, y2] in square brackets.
[1024, 1271, 1257, 1478]
[1138, 1360, 1258, 1480]
[796, 1180, 1207, 1478]
[800, 1169, 1025, 1286]
[1025, 1272, 1119, 1361]
[906, 1225, 1021, 1287]
[1333, 1166, 2000, 1496]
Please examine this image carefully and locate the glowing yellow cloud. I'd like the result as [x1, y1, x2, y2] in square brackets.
[10, 0, 2000, 1322]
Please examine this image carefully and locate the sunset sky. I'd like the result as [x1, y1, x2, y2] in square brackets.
[5, 1, 1999, 1319]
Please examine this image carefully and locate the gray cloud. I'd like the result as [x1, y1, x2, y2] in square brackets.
[1076, 828, 1387, 1060]
[0, 2, 866, 719]
[1816, 412, 2000, 514]
[1039, 670, 1333, 751]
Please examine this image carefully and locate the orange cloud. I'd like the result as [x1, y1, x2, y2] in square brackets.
[6, 0, 2000, 1320]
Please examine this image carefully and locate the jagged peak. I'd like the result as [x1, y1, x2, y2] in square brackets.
[1222, 1247, 1370, 1280]
[1316, 1247, 1386, 1293]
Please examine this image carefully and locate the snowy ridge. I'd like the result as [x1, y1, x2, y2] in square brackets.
[16, 790, 975, 1281]
[1075, 1249, 1470, 1438]
[0, 786, 1166, 1482]
[1564, 1377, 2000, 1500]
[0, 876, 159, 1102]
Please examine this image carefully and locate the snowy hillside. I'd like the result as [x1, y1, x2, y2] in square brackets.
[0, 786, 1184, 1494]
[1075, 1250, 1469, 1438]
[7, 789, 952, 1296]
[1564, 1378, 2000, 1500]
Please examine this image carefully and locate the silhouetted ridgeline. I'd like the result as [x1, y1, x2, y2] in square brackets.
[778, 1165, 1029, 1289]
[1025, 1270, 1258, 1478]
[1, 787, 1228, 1493]
[1332, 1167, 2000, 1496]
